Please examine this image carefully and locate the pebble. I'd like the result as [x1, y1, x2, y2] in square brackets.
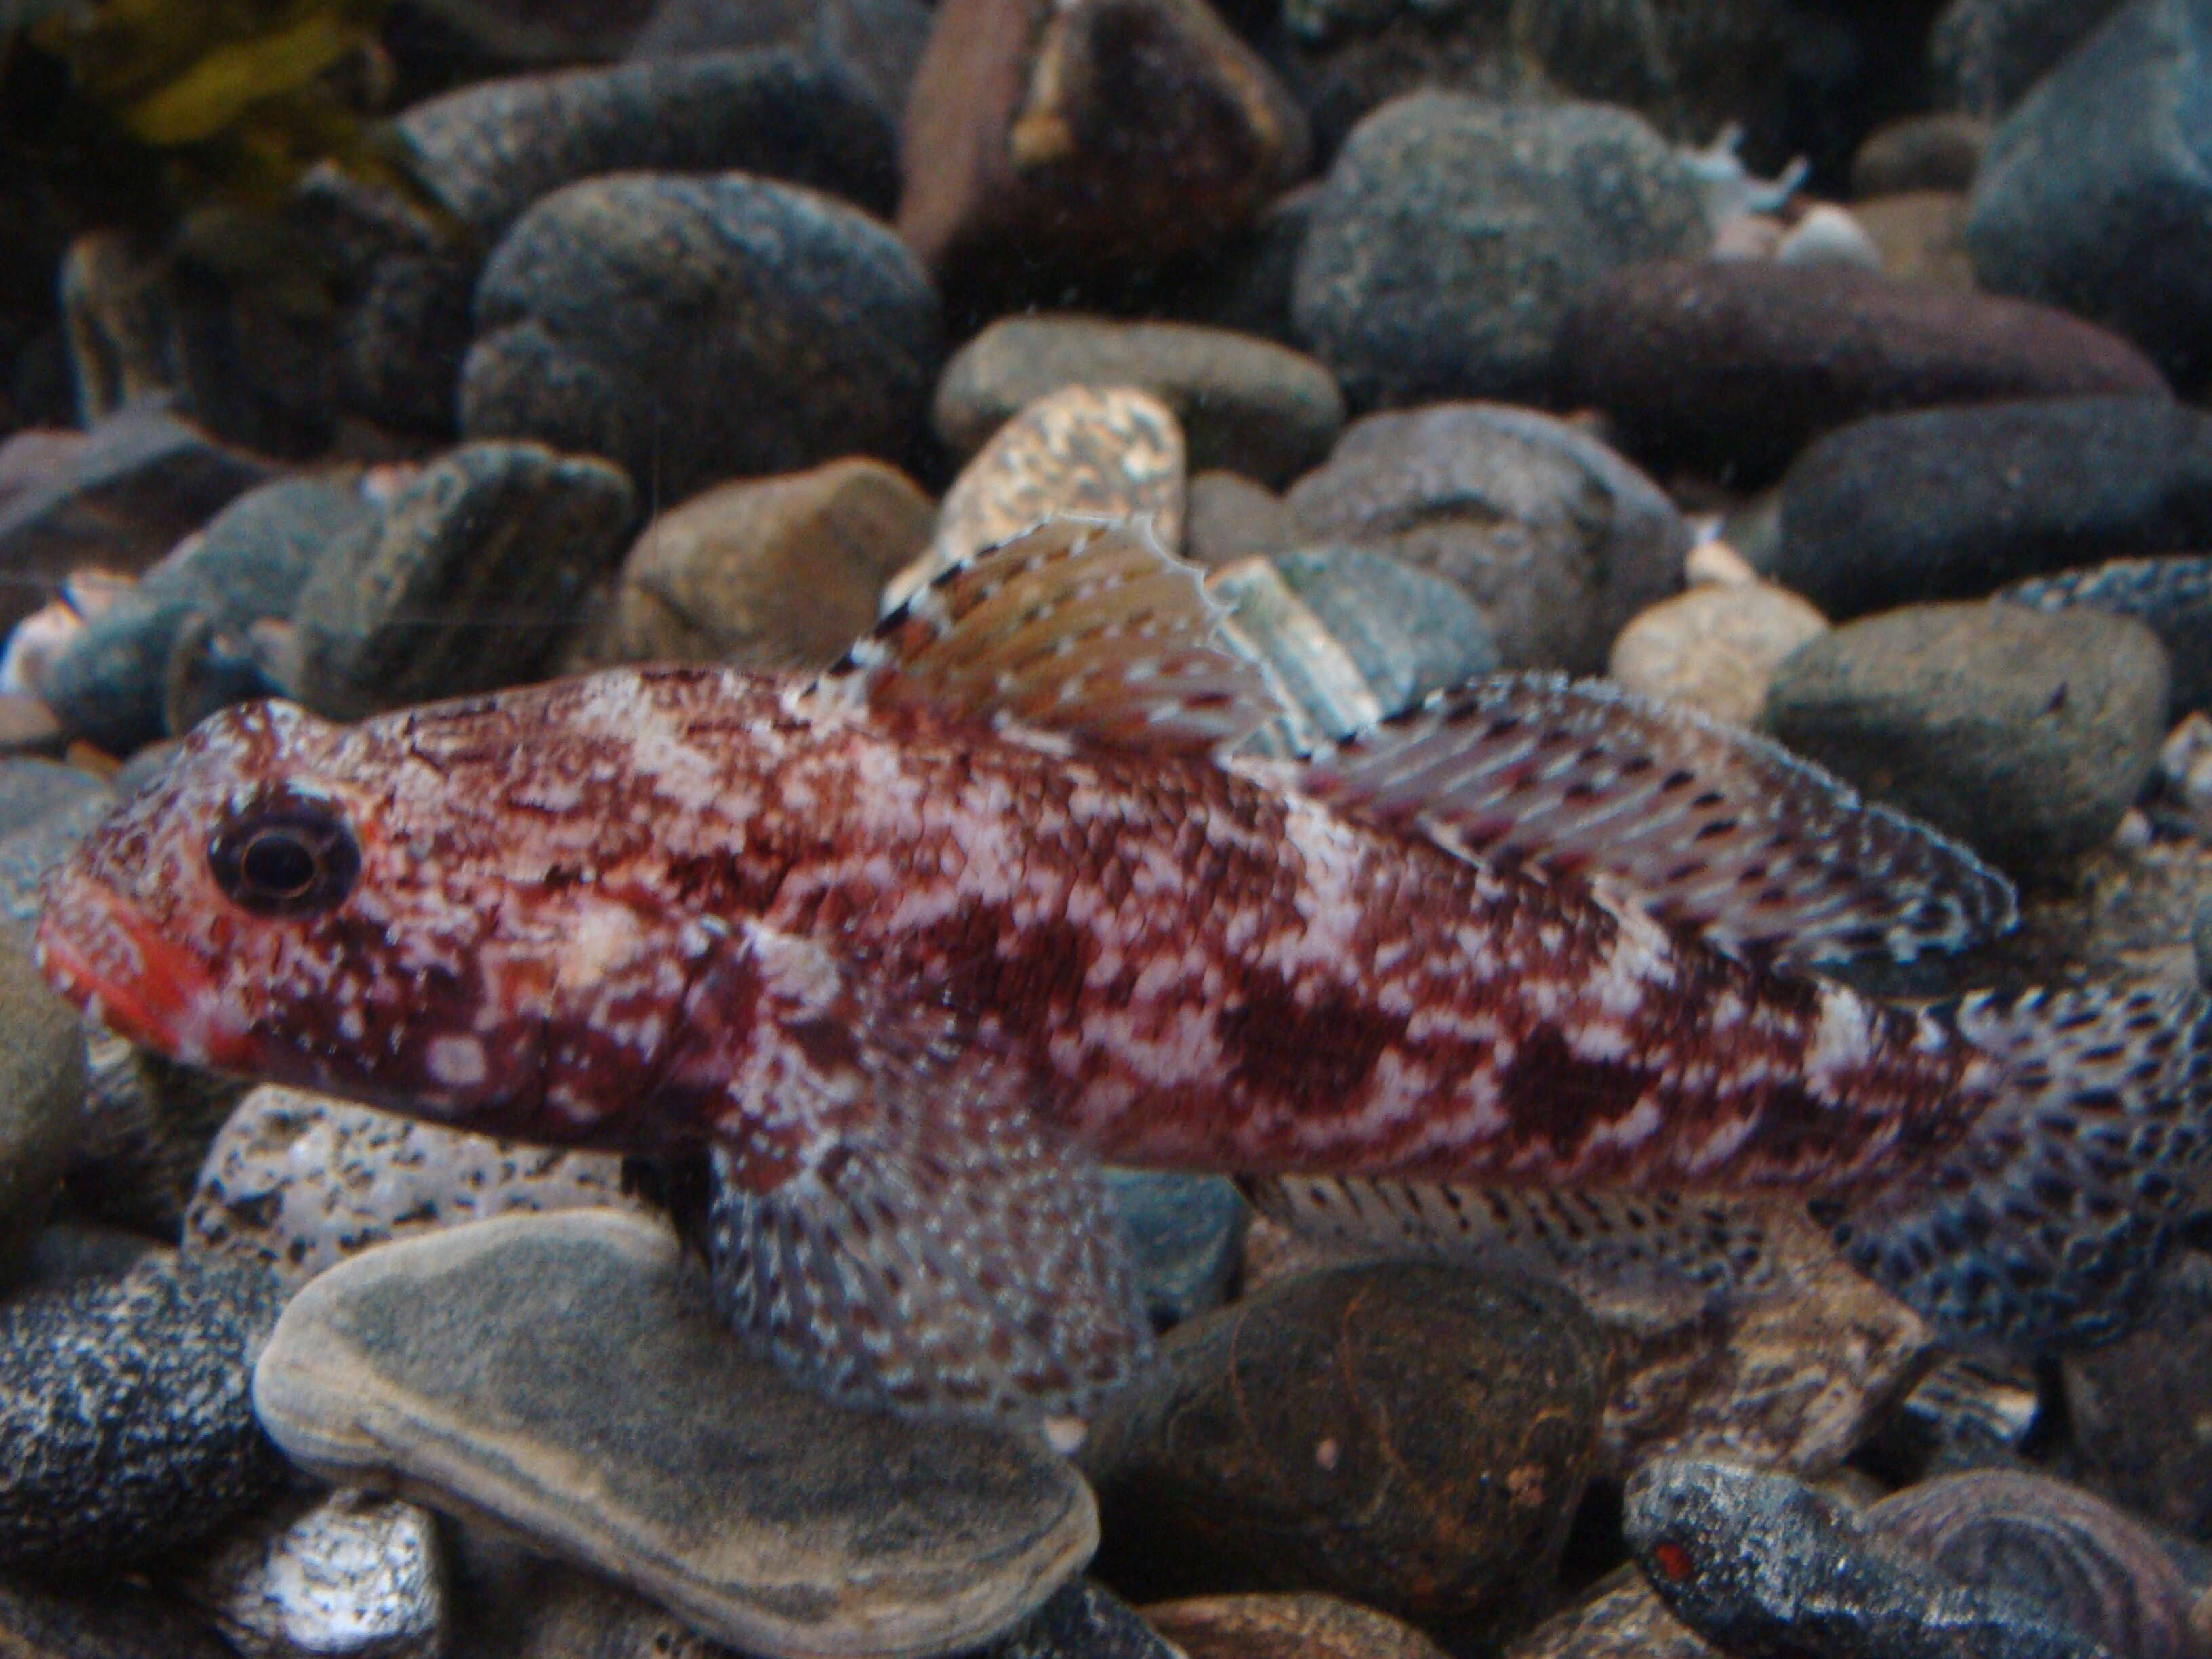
[567, 457, 934, 673]
[0, 1575, 236, 1659]
[41, 470, 372, 754]
[2003, 554, 2212, 718]
[1142, 1591, 1452, 1659]
[629, 0, 935, 123]
[0, 406, 277, 641]
[1867, 1470, 2200, 1659]
[1558, 258, 2165, 481]
[67, 1028, 246, 1240]
[917, 386, 1186, 595]
[2062, 1248, 2212, 1538]
[184, 1084, 644, 1294]
[279, 442, 635, 722]
[252, 1209, 1097, 1658]
[1504, 1573, 1713, 1659]
[1293, 94, 1708, 407]
[1762, 601, 2170, 869]
[1932, 0, 2125, 115]
[1967, 0, 2212, 384]
[1625, 1458, 2110, 1659]
[933, 318, 1345, 489]
[987, 1580, 1185, 1659]
[1773, 396, 2212, 619]
[1851, 112, 1991, 196]
[1607, 581, 1830, 727]
[176, 1487, 449, 1659]
[0, 928, 84, 1281]
[461, 173, 940, 506]
[1775, 205, 1885, 270]
[1284, 403, 1686, 673]
[394, 49, 900, 236]
[1265, 543, 1500, 713]
[1853, 192, 1978, 290]
[1206, 557, 1389, 750]
[1103, 1171, 1248, 1331]
[0, 756, 109, 842]
[1084, 1262, 1607, 1644]
[897, 0, 1307, 300]
[0, 1243, 287, 1571]
[1183, 471, 1305, 571]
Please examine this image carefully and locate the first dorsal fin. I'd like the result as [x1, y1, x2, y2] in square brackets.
[1300, 674, 2015, 970]
[816, 517, 1279, 756]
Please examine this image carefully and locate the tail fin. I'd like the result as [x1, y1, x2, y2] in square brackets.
[1826, 976, 2212, 1350]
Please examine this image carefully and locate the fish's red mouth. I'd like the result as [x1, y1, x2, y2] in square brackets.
[35, 866, 253, 1071]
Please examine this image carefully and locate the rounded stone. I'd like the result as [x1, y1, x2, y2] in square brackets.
[1608, 582, 1829, 727]
[462, 173, 941, 507]
[1103, 1171, 1249, 1332]
[1184, 472, 1305, 571]
[1141, 1593, 1451, 1659]
[2003, 553, 2212, 718]
[1292, 94, 1708, 408]
[933, 318, 1343, 489]
[1851, 112, 1992, 197]
[1084, 1262, 1607, 1641]
[569, 457, 935, 672]
[1761, 602, 2170, 869]
[1774, 397, 2212, 619]
[1267, 543, 1500, 716]
[0, 1245, 287, 1571]
[0, 926, 84, 1278]
[0, 1577, 234, 1659]
[1932, 0, 2126, 115]
[1285, 403, 1686, 673]
[2060, 1248, 2212, 1539]
[1558, 258, 2165, 481]
[1853, 192, 1978, 290]
[252, 1209, 1096, 1659]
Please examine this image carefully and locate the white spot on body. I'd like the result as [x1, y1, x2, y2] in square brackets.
[426, 1035, 489, 1088]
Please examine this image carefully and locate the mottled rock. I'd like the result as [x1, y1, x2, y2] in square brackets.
[0, 928, 84, 1279]
[1607, 582, 1829, 726]
[1085, 1263, 1606, 1642]
[1142, 1592, 1450, 1659]
[281, 443, 634, 721]
[462, 174, 940, 506]
[0, 782, 111, 937]
[629, 0, 935, 121]
[0, 1576, 235, 1659]
[985, 1580, 1183, 1658]
[1763, 602, 2169, 869]
[1559, 258, 2165, 480]
[1774, 398, 2212, 618]
[1851, 113, 1992, 197]
[1266, 544, 1500, 713]
[0, 1245, 285, 1570]
[0, 757, 109, 842]
[934, 318, 1343, 488]
[1105, 1172, 1248, 1331]
[570, 459, 934, 672]
[1206, 557, 1389, 750]
[919, 386, 1185, 592]
[0, 405, 277, 638]
[1184, 471, 1304, 570]
[1294, 95, 1708, 407]
[396, 49, 899, 236]
[253, 1210, 1095, 1658]
[178, 1488, 449, 1659]
[1868, 1471, 2199, 1659]
[1853, 192, 1978, 290]
[185, 1085, 643, 1294]
[1285, 403, 1686, 672]
[1967, 0, 2212, 385]
[43, 471, 371, 754]
[2005, 554, 2212, 718]
[2062, 1248, 2212, 1538]
[897, 0, 1307, 300]
[1504, 1574, 1714, 1659]
[1933, 0, 2127, 115]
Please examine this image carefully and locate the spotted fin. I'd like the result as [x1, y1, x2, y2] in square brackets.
[1248, 1176, 1796, 1312]
[1300, 673, 2015, 970]
[1828, 977, 2212, 1351]
[695, 923, 1153, 1437]
[816, 516, 1279, 756]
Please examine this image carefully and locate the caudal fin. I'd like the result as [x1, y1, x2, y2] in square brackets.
[1826, 976, 2212, 1350]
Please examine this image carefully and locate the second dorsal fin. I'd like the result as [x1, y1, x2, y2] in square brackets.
[817, 517, 1279, 756]
[1300, 674, 2016, 970]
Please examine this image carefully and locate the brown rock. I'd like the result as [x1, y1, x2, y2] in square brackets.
[571, 458, 933, 672]
[897, 0, 1307, 301]
[1504, 1573, 1717, 1659]
[2062, 1249, 2212, 1539]
[1142, 1592, 1451, 1659]
[1607, 582, 1830, 727]
[1559, 258, 2169, 480]
[1855, 192, 1978, 291]
[1286, 403, 1685, 673]
[1084, 1262, 1607, 1646]
[1185, 472, 1303, 570]
[1851, 113, 1991, 199]
[934, 317, 1343, 487]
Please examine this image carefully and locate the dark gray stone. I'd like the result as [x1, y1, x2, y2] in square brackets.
[0, 758, 110, 842]
[397, 49, 899, 235]
[970, 1580, 1181, 1658]
[0, 1575, 234, 1659]
[1851, 113, 1992, 197]
[0, 1246, 286, 1572]
[628, 0, 934, 132]
[43, 473, 371, 755]
[1271, 544, 1501, 711]
[1104, 1172, 1248, 1331]
[1774, 398, 2212, 618]
[2003, 554, 2212, 717]
[1967, 0, 2212, 388]
[1761, 602, 2169, 869]
[462, 173, 940, 506]
[282, 443, 634, 721]
[1933, 0, 2130, 115]
[1292, 94, 1708, 408]
[1285, 402, 1687, 673]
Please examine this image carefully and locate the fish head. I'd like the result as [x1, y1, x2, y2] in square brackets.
[36, 686, 741, 1141]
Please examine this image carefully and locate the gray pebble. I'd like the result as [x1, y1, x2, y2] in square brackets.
[2003, 554, 2212, 718]
[0, 928, 84, 1281]
[1103, 1172, 1248, 1331]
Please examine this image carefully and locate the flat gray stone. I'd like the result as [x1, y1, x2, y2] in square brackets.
[253, 1210, 1097, 1659]
[0, 925, 84, 1277]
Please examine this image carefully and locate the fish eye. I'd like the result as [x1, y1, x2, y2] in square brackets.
[209, 796, 361, 917]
